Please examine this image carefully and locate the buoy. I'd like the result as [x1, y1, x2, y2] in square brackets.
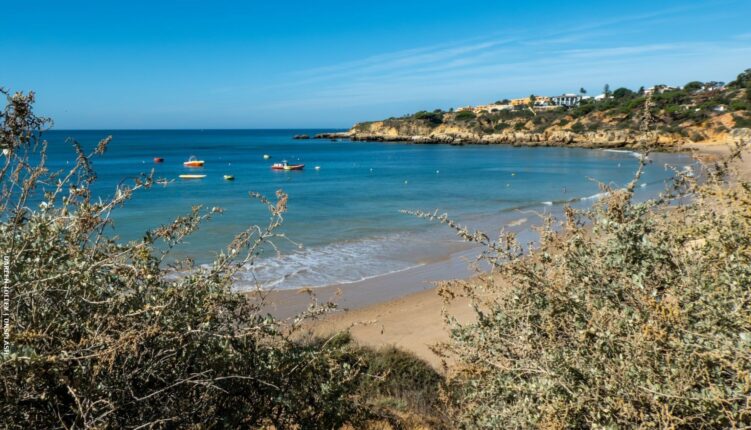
[263, 154, 270, 160]
[314, 166, 321, 170]
[436, 170, 440, 174]
[511, 172, 516, 176]
[404, 180, 408, 184]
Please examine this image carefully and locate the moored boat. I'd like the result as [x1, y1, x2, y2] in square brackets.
[183, 156, 205, 167]
[223, 175, 235, 180]
[271, 161, 304, 171]
[179, 174, 206, 179]
[154, 157, 164, 163]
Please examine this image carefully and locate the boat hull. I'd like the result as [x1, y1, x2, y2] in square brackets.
[271, 164, 305, 171]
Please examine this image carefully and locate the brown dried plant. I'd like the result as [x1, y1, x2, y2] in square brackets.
[0, 89, 382, 429]
[410, 143, 751, 428]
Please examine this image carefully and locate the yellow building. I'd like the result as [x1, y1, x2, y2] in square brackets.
[510, 96, 552, 107]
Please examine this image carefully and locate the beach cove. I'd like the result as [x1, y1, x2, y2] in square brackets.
[303, 141, 751, 368]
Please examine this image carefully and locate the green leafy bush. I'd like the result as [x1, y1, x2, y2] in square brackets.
[570, 121, 585, 133]
[734, 114, 751, 128]
[731, 100, 749, 111]
[413, 110, 444, 125]
[455, 110, 476, 121]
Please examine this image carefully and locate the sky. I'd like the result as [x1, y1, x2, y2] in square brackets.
[2, 0, 751, 129]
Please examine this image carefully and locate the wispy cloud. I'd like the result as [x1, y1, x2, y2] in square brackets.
[213, 1, 751, 124]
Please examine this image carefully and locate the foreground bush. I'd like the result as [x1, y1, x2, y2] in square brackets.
[0, 91, 385, 428]
[416, 146, 751, 428]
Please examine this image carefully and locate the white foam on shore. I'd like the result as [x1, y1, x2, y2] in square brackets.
[507, 217, 528, 227]
[234, 235, 422, 291]
[601, 149, 647, 160]
[580, 191, 609, 201]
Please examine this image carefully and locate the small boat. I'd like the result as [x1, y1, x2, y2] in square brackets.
[223, 175, 235, 180]
[263, 154, 271, 160]
[154, 157, 164, 163]
[179, 174, 206, 179]
[271, 161, 305, 171]
[183, 156, 205, 167]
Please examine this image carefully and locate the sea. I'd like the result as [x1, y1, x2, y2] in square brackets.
[40, 129, 694, 290]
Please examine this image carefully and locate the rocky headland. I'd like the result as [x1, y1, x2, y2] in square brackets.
[316, 74, 751, 150]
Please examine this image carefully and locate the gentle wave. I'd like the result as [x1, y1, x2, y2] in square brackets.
[601, 148, 647, 160]
[580, 191, 609, 201]
[234, 234, 422, 291]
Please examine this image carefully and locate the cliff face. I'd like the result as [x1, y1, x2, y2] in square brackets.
[334, 120, 691, 148]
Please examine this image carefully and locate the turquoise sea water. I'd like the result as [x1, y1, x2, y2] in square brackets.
[42, 129, 693, 290]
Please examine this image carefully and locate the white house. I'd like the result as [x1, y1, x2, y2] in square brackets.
[550, 93, 583, 107]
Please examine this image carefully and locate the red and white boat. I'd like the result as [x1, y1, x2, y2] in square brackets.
[271, 161, 304, 171]
[183, 156, 204, 167]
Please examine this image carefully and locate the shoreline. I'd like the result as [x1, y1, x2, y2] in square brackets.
[259, 140, 751, 367]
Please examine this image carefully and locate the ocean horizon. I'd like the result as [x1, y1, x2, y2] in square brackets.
[41, 129, 694, 290]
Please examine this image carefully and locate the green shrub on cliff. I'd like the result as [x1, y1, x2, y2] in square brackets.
[412, 146, 751, 428]
[0, 91, 386, 428]
[455, 110, 476, 121]
[413, 110, 444, 125]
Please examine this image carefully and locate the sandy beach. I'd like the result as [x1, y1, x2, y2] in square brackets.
[263, 142, 751, 368]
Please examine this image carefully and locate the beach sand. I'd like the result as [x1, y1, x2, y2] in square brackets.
[261, 143, 751, 368]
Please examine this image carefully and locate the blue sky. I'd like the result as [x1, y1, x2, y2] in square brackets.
[3, 0, 750, 129]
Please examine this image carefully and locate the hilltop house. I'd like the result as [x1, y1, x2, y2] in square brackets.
[550, 93, 583, 107]
[474, 103, 513, 113]
[644, 85, 677, 96]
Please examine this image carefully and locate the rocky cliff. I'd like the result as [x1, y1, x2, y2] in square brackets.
[318, 121, 688, 149]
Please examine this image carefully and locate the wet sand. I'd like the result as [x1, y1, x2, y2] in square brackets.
[259, 245, 481, 320]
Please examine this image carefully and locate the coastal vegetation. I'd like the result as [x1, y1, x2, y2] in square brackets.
[410, 146, 751, 427]
[2, 84, 750, 428]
